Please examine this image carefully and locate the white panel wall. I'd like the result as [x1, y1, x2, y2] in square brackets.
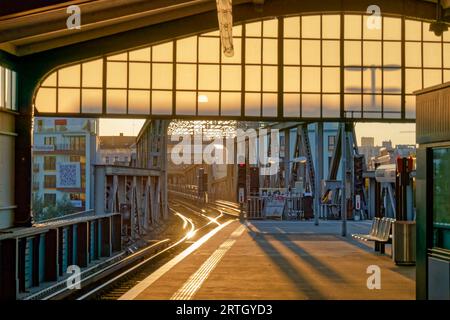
[0, 112, 15, 229]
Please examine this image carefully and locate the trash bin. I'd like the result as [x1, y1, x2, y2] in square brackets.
[393, 221, 416, 265]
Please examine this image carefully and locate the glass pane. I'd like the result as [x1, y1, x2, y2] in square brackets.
[263, 39, 277, 64]
[405, 95, 416, 119]
[383, 95, 401, 114]
[284, 67, 300, 92]
[221, 92, 241, 116]
[405, 20, 421, 41]
[107, 53, 127, 61]
[283, 94, 300, 117]
[344, 68, 361, 93]
[405, 69, 422, 94]
[222, 39, 241, 64]
[322, 15, 340, 39]
[344, 15, 361, 39]
[405, 42, 422, 67]
[444, 44, 450, 68]
[302, 67, 320, 92]
[302, 16, 320, 38]
[445, 70, 450, 83]
[363, 94, 381, 115]
[344, 94, 361, 117]
[203, 30, 220, 36]
[82, 59, 102, 87]
[262, 93, 277, 117]
[129, 47, 151, 61]
[176, 64, 196, 90]
[302, 40, 320, 65]
[107, 62, 127, 88]
[423, 69, 442, 88]
[11, 72, 16, 110]
[199, 37, 220, 63]
[302, 94, 321, 117]
[284, 39, 300, 65]
[383, 69, 402, 94]
[128, 90, 150, 114]
[344, 41, 361, 66]
[245, 66, 261, 91]
[263, 19, 278, 37]
[82, 89, 102, 113]
[322, 94, 340, 117]
[284, 17, 300, 38]
[302, 67, 321, 92]
[423, 42, 442, 68]
[199, 65, 220, 90]
[322, 40, 340, 66]
[129, 63, 151, 89]
[152, 42, 173, 62]
[383, 42, 401, 66]
[363, 67, 381, 93]
[245, 38, 261, 64]
[246, 21, 261, 37]
[35, 88, 56, 112]
[106, 89, 127, 114]
[383, 17, 401, 40]
[59, 65, 80, 87]
[4, 69, 10, 108]
[221, 65, 241, 91]
[177, 37, 197, 63]
[152, 63, 173, 89]
[423, 22, 442, 42]
[322, 67, 340, 93]
[151, 90, 172, 114]
[363, 41, 381, 66]
[58, 88, 80, 113]
[363, 15, 381, 40]
[432, 147, 450, 250]
[245, 93, 260, 116]
[234, 25, 242, 37]
[0, 67, 3, 108]
[198, 91, 219, 115]
[176, 91, 196, 115]
[263, 66, 277, 92]
[41, 73, 57, 87]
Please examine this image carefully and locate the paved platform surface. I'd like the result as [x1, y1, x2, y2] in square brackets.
[121, 220, 415, 300]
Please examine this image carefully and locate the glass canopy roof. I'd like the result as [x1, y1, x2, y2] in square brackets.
[34, 13, 450, 120]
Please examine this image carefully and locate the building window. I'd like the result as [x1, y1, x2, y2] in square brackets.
[70, 155, 81, 162]
[44, 193, 56, 206]
[44, 175, 56, 188]
[105, 156, 109, 164]
[328, 135, 336, 152]
[66, 136, 85, 151]
[432, 147, 450, 251]
[44, 136, 56, 145]
[44, 156, 56, 171]
[124, 156, 129, 163]
[0, 66, 17, 111]
[114, 156, 119, 163]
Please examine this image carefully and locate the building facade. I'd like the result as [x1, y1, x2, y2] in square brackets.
[97, 134, 136, 166]
[32, 118, 98, 219]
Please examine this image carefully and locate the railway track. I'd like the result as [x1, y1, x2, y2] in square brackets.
[70, 199, 239, 300]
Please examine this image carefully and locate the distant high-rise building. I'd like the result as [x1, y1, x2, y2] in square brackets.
[361, 137, 374, 147]
[97, 134, 136, 166]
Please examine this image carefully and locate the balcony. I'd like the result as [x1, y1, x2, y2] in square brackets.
[33, 144, 85, 155]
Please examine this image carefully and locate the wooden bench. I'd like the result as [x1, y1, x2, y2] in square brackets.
[352, 217, 395, 254]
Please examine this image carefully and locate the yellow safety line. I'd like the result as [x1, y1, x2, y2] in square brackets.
[171, 225, 246, 300]
[119, 220, 235, 300]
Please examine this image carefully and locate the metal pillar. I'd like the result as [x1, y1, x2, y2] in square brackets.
[314, 123, 323, 226]
[284, 129, 290, 189]
[341, 123, 347, 237]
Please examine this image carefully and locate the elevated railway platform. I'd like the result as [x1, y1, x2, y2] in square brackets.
[121, 220, 415, 300]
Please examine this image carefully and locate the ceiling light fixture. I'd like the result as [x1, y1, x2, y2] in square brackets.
[216, 0, 234, 57]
